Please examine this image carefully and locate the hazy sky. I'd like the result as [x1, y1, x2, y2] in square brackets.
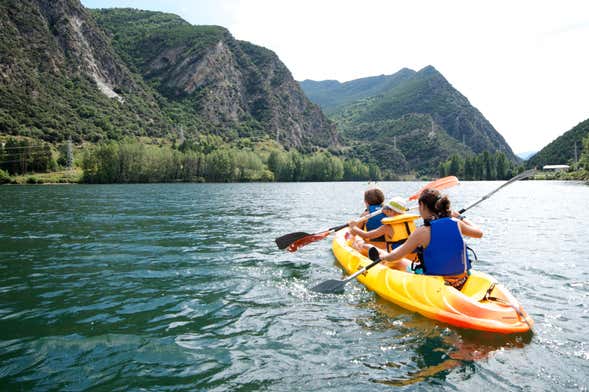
[81, 0, 589, 153]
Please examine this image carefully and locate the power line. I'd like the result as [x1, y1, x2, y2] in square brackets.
[0, 153, 53, 165]
[0, 144, 50, 150]
[0, 158, 51, 164]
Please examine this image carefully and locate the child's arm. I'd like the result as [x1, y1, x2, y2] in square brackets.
[348, 220, 387, 240]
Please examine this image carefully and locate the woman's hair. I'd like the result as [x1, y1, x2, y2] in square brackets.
[418, 188, 451, 218]
[364, 187, 384, 205]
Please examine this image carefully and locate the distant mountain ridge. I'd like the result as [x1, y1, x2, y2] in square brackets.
[299, 68, 416, 114]
[300, 66, 518, 174]
[516, 151, 537, 160]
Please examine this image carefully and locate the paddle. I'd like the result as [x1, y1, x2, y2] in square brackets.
[408, 175, 459, 201]
[275, 176, 459, 252]
[311, 246, 382, 293]
[458, 169, 536, 214]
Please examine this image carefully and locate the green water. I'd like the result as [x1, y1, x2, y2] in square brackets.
[1, 181, 588, 391]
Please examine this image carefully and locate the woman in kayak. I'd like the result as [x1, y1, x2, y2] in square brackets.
[376, 188, 483, 289]
[347, 196, 409, 255]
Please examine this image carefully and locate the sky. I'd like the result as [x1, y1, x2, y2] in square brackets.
[81, 0, 589, 153]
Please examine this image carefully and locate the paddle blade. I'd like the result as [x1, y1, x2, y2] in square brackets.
[368, 246, 380, 262]
[311, 279, 346, 294]
[408, 176, 460, 201]
[275, 231, 311, 250]
[287, 231, 331, 252]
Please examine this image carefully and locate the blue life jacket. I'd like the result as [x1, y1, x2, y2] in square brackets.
[422, 218, 471, 276]
[365, 204, 386, 232]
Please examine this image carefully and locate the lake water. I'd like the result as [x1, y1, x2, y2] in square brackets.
[0, 181, 588, 391]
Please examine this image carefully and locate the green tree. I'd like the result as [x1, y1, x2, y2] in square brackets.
[495, 151, 509, 180]
[205, 149, 235, 182]
[578, 134, 589, 172]
[448, 154, 464, 177]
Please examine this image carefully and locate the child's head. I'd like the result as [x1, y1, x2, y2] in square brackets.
[364, 187, 385, 206]
[382, 196, 409, 216]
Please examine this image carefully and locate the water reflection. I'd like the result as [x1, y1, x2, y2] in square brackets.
[356, 297, 533, 386]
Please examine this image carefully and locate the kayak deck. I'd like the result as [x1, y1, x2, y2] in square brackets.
[332, 228, 533, 334]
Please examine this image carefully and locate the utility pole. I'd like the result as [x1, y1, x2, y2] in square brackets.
[178, 126, 185, 145]
[393, 135, 397, 150]
[67, 137, 73, 169]
[574, 141, 578, 163]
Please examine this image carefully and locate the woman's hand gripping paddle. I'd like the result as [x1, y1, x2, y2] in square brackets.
[275, 176, 459, 252]
[311, 247, 382, 293]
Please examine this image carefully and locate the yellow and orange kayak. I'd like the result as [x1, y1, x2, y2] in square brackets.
[332, 228, 533, 334]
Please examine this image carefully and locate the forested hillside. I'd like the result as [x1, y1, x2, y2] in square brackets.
[527, 118, 589, 168]
[0, 0, 337, 150]
[0, 0, 169, 142]
[299, 68, 416, 114]
[301, 66, 518, 175]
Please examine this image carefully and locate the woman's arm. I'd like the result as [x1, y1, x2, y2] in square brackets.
[458, 218, 483, 238]
[450, 211, 483, 238]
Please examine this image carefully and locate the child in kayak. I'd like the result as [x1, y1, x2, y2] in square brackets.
[359, 186, 386, 231]
[376, 189, 483, 289]
[348, 196, 409, 248]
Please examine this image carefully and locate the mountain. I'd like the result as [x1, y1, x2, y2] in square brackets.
[299, 68, 416, 114]
[516, 151, 537, 160]
[300, 66, 518, 175]
[91, 8, 337, 149]
[0, 0, 337, 150]
[0, 0, 168, 142]
[527, 118, 589, 167]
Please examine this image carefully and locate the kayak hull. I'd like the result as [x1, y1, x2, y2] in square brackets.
[332, 228, 533, 334]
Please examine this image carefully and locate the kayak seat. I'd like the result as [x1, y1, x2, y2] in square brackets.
[460, 273, 497, 302]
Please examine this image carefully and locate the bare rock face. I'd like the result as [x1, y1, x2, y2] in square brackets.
[33, 0, 137, 98]
[0, 0, 167, 141]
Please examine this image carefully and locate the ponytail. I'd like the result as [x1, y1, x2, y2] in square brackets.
[418, 188, 452, 218]
[435, 195, 452, 218]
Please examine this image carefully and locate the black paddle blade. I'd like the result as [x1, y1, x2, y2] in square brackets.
[368, 246, 380, 262]
[275, 232, 310, 249]
[311, 279, 346, 294]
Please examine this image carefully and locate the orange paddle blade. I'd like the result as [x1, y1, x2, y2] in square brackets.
[287, 231, 331, 252]
[408, 176, 459, 201]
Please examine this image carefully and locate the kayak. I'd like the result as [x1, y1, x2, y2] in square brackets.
[332, 228, 533, 334]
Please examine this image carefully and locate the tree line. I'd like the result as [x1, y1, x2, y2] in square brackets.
[438, 151, 525, 180]
[0, 138, 58, 176]
[5, 136, 589, 184]
[81, 139, 382, 183]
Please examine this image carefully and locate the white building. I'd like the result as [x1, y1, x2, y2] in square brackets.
[542, 164, 570, 172]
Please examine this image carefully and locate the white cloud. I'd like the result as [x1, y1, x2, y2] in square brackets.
[82, 0, 589, 152]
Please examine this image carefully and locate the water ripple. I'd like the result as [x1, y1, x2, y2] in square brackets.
[1, 181, 588, 390]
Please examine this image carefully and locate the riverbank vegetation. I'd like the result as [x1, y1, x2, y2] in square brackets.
[2, 134, 588, 184]
[0, 135, 383, 183]
[438, 134, 589, 181]
[80, 137, 381, 183]
[437, 151, 525, 180]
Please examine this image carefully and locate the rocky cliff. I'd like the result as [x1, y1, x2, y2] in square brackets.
[0, 0, 168, 141]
